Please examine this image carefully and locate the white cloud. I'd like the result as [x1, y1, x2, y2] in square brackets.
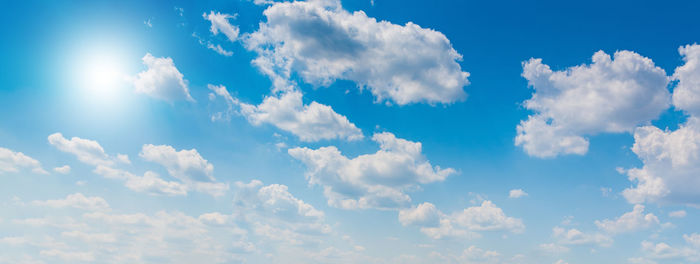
[48, 133, 114, 166]
[595, 204, 659, 234]
[0, 147, 47, 175]
[203, 11, 239, 42]
[516, 50, 670, 158]
[139, 144, 228, 196]
[399, 201, 524, 239]
[239, 90, 363, 142]
[93, 166, 188, 196]
[672, 44, 700, 116]
[552, 226, 612, 247]
[508, 189, 528, 198]
[669, 210, 687, 218]
[133, 53, 194, 102]
[32, 193, 110, 211]
[539, 243, 570, 254]
[245, 0, 469, 105]
[640, 239, 700, 262]
[289, 132, 455, 209]
[53, 165, 71, 174]
[40, 249, 95, 262]
[622, 117, 700, 205]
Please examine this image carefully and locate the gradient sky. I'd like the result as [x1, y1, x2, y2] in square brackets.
[1, 0, 700, 263]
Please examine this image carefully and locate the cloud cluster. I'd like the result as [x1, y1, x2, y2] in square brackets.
[289, 132, 455, 209]
[203, 11, 239, 42]
[516, 50, 670, 158]
[399, 201, 524, 239]
[245, 0, 469, 105]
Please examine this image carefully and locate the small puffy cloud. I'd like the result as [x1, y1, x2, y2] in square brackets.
[138, 144, 228, 196]
[508, 189, 528, 198]
[622, 117, 700, 206]
[245, 0, 469, 105]
[32, 193, 110, 211]
[93, 166, 188, 196]
[669, 210, 687, 218]
[289, 132, 455, 210]
[48, 133, 114, 166]
[399, 201, 524, 239]
[640, 239, 700, 262]
[239, 90, 363, 142]
[552, 226, 612, 247]
[516, 50, 670, 158]
[0, 147, 48, 175]
[595, 205, 659, 234]
[203, 11, 239, 42]
[133, 53, 194, 102]
[539, 243, 570, 254]
[672, 44, 700, 116]
[53, 165, 71, 174]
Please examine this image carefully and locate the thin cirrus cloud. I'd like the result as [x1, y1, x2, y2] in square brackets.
[288, 132, 455, 210]
[516, 50, 670, 158]
[244, 0, 470, 105]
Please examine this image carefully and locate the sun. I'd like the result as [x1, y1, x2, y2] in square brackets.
[78, 52, 127, 100]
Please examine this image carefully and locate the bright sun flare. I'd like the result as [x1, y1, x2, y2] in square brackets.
[77, 51, 128, 102]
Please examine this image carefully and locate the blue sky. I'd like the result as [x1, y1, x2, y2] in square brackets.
[1, 0, 700, 263]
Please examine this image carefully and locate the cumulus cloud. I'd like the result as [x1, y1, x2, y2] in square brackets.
[239, 90, 363, 142]
[639, 238, 700, 262]
[289, 132, 455, 209]
[93, 166, 188, 196]
[0, 147, 47, 175]
[48, 133, 126, 166]
[595, 204, 659, 234]
[516, 50, 670, 158]
[551, 226, 612, 247]
[673, 44, 700, 116]
[399, 201, 524, 239]
[203, 11, 239, 42]
[133, 53, 193, 102]
[139, 144, 228, 196]
[622, 117, 700, 205]
[32, 193, 110, 211]
[669, 210, 687, 218]
[53, 165, 71, 174]
[509, 189, 528, 198]
[245, 0, 469, 105]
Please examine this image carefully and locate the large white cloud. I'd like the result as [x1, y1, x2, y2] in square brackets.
[288, 132, 455, 210]
[673, 44, 700, 116]
[516, 50, 670, 158]
[238, 90, 363, 142]
[133, 53, 194, 102]
[245, 0, 469, 105]
[0, 147, 47, 175]
[139, 144, 228, 196]
[399, 201, 524, 239]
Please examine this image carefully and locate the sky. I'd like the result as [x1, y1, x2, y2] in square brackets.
[1, 0, 700, 263]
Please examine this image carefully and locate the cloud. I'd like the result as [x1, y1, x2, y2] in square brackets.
[203, 11, 239, 42]
[639, 238, 700, 262]
[289, 132, 455, 209]
[622, 117, 700, 205]
[239, 90, 363, 142]
[53, 165, 71, 174]
[139, 144, 228, 196]
[595, 204, 659, 234]
[48, 133, 125, 166]
[93, 166, 188, 196]
[0, 147, 47, 175]
[552, 226, 612, 247]
[509, 189, 528, 198]
[672, 44, 700, 116]
[669, 210, 687, 218]
[516, 50, 670, 158]
[245, 0, 469, 105]
[133, 53, 194, 102]
[32, 193, 110, 211]
[399, 201, 524, 239]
